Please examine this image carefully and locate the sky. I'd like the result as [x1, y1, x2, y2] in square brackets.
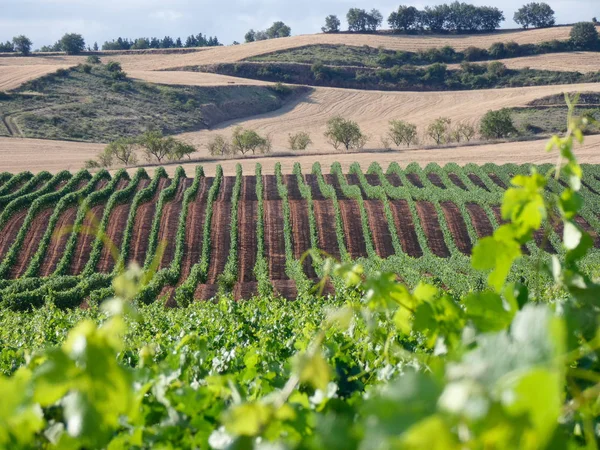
[1, 0, 597, 48]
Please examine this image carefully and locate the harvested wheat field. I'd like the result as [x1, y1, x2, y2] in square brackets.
[0, 64, 74, 91]
[445, 52, 600, 73]
[128, 70, 270, 87]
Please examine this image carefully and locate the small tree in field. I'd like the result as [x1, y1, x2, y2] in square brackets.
[480, 109, 518, 139]
[288, 132, 312, 150]
[570, 22, 599, 50]
[324, 116, 368, 150]
[322, 15, 341, 33]
[168, 140, 196, 161]
[105, 138, 138, 166]
[427, 117, 452, 145]
[12, 35, 32, 55]
[388, 120, 418, 147]
[60, 33, 86, 55]
[231, 127, 271, 155]
[456, 122, 477, 142]
[208, 135, 231, 156]
[138, 130, 172, 163]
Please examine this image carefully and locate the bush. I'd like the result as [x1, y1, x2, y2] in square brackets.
[322, 15, 341, 33]
[86, 55, 101, 64]
[480, 109, 518, 139]
[463, 46, 489, 61]
[288, 132, 312, 150]
[106, 61, 123, 73]
[570, 22, 599, 50]
[427, 117, 452, 144]
[514, 2, 555, 29]
[388, 120, 418, 147]
[207, 135, 231, 156]
[12, 35, 32, 55]
[79, 64, 92, 74]
[231, 127, 271, 155]
[324, 116, 368, 150]
[60, 33, 86, 55]
[487, 61, 507, 77]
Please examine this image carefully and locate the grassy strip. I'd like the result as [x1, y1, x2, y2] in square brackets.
[254, 164, 271, 296]
[218, 164, 243, 293]
[174, 165, 223, 306]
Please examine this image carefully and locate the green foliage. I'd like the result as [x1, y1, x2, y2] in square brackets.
[231, 127, 271, 155]
[514, 2, 555, 28]
[288, 131, 312, 150]
[388, 120, 418, 147]
[570, 22, 599, 50]
[59, 33, 86, 55]
[12, 35, 32, 55]
[480, 108, 518, 139]
[86, 55, 101, 64]
[346, 8, 383, 32]
[324, 116, 368, 150]
[207, 134, 231, 156]
[322, 15, 341, 33]
[427, 117, 452, 144]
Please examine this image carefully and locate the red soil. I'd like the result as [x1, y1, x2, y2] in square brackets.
[325, 174, 347, 199]
[218, 176, 236, 201]
[415, 201, 450, 257]
[386, 173, 403, 187]
[406, 173, 424, 188]
[389, 200, 422, 257]
[427, 173, 446, 189]
[194, 283, 219, 301]
[364, 200, 394, 258]
[365, 174, 382, 187]
[304, 174, 325, 200]
[284, 174, 302, 200]
[241, 175, 258, 201]
[448, 173, 467, 190]
[289, 199, 317, 278]
[313, 200, 341, 260]
[488, 173, 507, 189]
[263, 175, 280, 200]
[467, 174, 490, 191]
[0, 210, 27, 261]
[127, 178, 171, 267]
[345, 174, 368, 199]
[264, 200, 288, 280]
[466, 203, 494, 238]
[237, 199, 258, 282]
[440, 201, 472, 255]
[97, 179, 150, 273]
[206, 201, 232, 283]
[68, 205, 106, 275]
[338, 200, 368, 258]
[8, 208, 53, 278]
[234, 282, 259, 300]
[157, 178, 193, 270]
[39, 206, 78, 277]
[272, 280, 297, 299]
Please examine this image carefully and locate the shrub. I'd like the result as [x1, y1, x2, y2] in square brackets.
[570, 22, 599, 50]
[322, 15, 341, 33]
[106, 61, 123, 73]
[324, 116, 368, 150]
[427, 117, 452, 144]
[12, 35, 32, 55]
[60, 33, 86, 55]
[388, 120, 418, 147]
[288, 132, 312, 150]
[87, 55, 101, 64]
[231, 127, 271, 155]
[79, 64, 92, 74]
[463, 46, 489, 61]
[488, 42, 507, 59]
[514, 2, 555, 29]
[487, 61, 507, 77]
[208, 135, 231, 156]
[480, 109, 518, 139]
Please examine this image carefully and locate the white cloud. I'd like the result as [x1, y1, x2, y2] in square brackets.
[149, 10, 184, 22]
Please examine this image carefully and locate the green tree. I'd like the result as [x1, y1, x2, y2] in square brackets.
[288, 131, 312, 150]
[427, 117, 452, 144]
[322, 15, 341, 33]
[231, 127, 271, 155]
[86, 55, 101, 64]
[324, 116, 368, 150]
[105, 138, 138, 166]
[60, 33, 86, 55]
[570, 22, 599, 50]
[388, 6, 420, 31]
[480, 108, 518, 139]
[12, 35, 32, 55]
[388, 120, 418, 147]
[347, 8, 382, 32]
[266, 22, 291, 39]
[138, 130, 171, 163]
[168, 141, 196, 160]
[514, 2, 555, 29]
[208, 135, 231, 156]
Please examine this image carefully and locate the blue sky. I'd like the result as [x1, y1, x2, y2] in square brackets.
[1, 0, 597, 48]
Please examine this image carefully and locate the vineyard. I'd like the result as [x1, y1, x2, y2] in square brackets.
[0, 161, 599, 308]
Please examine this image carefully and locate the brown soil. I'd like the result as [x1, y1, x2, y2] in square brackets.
[263, 175, 280, 200]
[440, 202, 472, 255]
[364, 200, 394, 258]
[486, 173, 506, 189]
[241, 176, 258, 201]
[284, 174, 302, 200]
[218, 176, 237, 201]
[194, 283, 219, 301]
[68, 204, 105, 275]
[8, 208, 52, 278]
[427, 173, 446, 189]
[406, 173, 424, 188]
[289, 199, 317, 278]
[386, 173, 403, 187]
[237, 200, 258, 282]
[339, 200, 368, 258]
[0, 210, 27, 261]
[365, 174, 382, 186]
[264, 200, 288, 279]
[233, 282, 259, 300]
[416, 201, 450, 257]
[206, 201, 232, 283]
[325, 174, 347, 199]
[313, 200, 341, 260]
[304, 174, 325, 200]
[272, 280, 298, 299]
[466, 203, 494, 238]
[467, 174, 490, 191]
[448, 173, 467, 190]
[39, 206, 78, 276]
[346, 174, 368, 199]
[179, 177, 213, 280]
[96, 179, 150, 273]
[389, 200, 422, 257]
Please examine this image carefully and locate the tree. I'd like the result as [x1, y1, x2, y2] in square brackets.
[514, 3, 555, 29]
[288, 132, 312, 150]
[138, 130, 172, 163]
[0, 41, 14, 52]
[60, 33, 85, 55]
[208, 135, 231, 156]
[245, 30, 256, 43]
[324, 116, 368, 150]
[12, 35, 32, 55]
[322, 15, 341, 33]
[388, 6, 420, 32]
[388, 120, 418, 147]
[93, 42, 99, 51]
[427, 117, 452, 144]
[480, 109, 517, 139]
[168, 140, 196, 160]
[266, 22, 291, 39]
[104, 138, 138, 166]
[131, 38, 150, 50]
[231, 127, 271, 155]
[455, 122, 476, 142]
[570, 22, 599, 50]
[347, 8, 382, 32]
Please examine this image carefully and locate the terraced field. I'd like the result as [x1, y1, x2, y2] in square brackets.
[0, 162, 599, 308]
